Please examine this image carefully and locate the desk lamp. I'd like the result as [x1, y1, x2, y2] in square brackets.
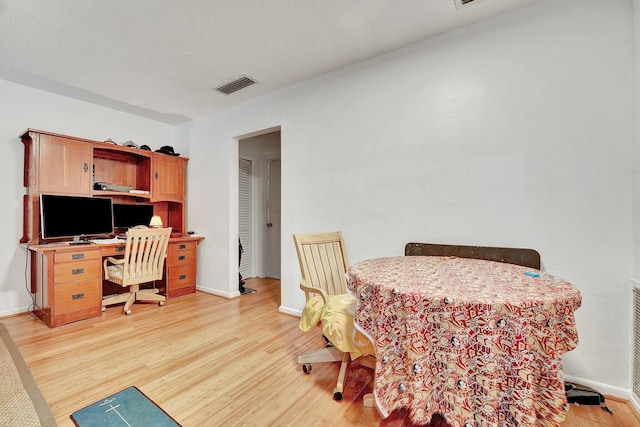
[149, 215, 163, 228]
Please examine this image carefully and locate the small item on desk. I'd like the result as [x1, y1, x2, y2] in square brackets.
[91, 238, 124, 244]
[69, 240, 91, 246]
[525, 271, 540, 278]
[187, 231, 195, 235]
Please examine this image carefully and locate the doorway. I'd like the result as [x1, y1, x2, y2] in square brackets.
[238, 131, 281, 280]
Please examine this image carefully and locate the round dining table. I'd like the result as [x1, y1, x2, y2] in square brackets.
[346, 256, 581, 427]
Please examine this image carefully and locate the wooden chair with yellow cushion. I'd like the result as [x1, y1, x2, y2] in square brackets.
[102, 227, 172, 315]
[294, 231, 375, 401]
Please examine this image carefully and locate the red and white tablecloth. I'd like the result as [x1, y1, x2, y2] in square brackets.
[346, 256, 581, 427]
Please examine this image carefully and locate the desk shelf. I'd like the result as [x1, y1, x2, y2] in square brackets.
[93, 190, 151, 199]
[20, 128, 188, 243]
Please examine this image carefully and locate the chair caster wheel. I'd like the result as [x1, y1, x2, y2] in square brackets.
[101, 306, 106, 312]
[333, 391, 343, 401]
[302, 363, 312, 374]
[125, 310, 132, 315]
[159, 301, 164, 306]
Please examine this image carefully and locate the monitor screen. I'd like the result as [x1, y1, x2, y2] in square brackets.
[113, 203, 154, 229]
[40, 194, 114, 241]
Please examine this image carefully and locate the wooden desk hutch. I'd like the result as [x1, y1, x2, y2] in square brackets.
[20, 129, 202, 327]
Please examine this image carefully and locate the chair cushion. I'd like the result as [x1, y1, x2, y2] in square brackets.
[299, 294, 374, 359]
[106, 264, 124, 280]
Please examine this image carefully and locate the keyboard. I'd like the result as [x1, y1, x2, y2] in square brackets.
[91, 238, 123, 244]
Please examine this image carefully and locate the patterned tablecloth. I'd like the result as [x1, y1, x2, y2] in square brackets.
[346, 256, 581, 427]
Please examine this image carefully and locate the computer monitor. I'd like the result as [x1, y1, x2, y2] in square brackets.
[40, 194, 114, 243]
[113, 203, 154, 230]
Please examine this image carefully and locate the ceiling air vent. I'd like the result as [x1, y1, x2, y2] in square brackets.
[454, 0, 484, 9]
[215, 76, 256, 95]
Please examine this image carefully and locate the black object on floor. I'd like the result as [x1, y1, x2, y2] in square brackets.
[239, 238, 245, 293]
[237, 238, 255, 295]
[565, 382, 612, 414]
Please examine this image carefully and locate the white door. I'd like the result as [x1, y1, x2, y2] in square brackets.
[265, 158, 281, 278]
[239, 158, 252, 279]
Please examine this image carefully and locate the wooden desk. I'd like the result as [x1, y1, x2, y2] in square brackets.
[28, 236, 203, 328]
[346, 256, 581, 426]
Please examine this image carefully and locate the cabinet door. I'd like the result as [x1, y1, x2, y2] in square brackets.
[39, 135, 92, 195]
[153, 154, 185, 201]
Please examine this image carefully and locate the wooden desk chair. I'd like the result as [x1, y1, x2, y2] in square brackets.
[404, 242, 541, 269]
[102, 227, 172, 315]
[294, 231, 375, 401]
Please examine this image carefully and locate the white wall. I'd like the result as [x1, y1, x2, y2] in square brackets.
[633, 1, 640, 278]
[0, 79, 175, 316]
[632, 0, 640, 406]
[182, 0, 634, 394]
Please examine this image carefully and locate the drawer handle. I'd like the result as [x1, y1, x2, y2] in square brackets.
[178, 255, 186, 261]
[115, 246, 125, 252]
[72, 253, 85, 260]
[72, 293, 84, 300]
[72, 268, 85, 275]
[179, 244, 187, 250]
[179, 274, 187, 280]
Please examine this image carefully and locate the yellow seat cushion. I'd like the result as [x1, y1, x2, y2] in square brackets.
[299, 293, 374, 359]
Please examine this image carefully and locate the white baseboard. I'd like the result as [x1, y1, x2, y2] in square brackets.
[195, 285, 240, 298]
[0, 306, 32, 319]
[630, 392, 640, 415]
[279, 305, 302, 317]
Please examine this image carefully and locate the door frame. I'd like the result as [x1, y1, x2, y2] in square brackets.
[234, 126, 281, 292]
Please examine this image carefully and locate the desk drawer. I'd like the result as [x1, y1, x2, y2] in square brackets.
[167, 264, 196, 298]
[100, 245, 127, 257]
[168, 264, 196, 286]
[55, 249, 100, 263]
[54, 279, 101, 315]
[54, 259, 101, 283]
[169, 241, 196, 253]
[166, 247, 196, 267]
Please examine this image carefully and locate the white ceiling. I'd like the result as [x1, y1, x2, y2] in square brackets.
[0, 0, 540, 125]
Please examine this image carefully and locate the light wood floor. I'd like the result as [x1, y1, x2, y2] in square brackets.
[1, 278, 639, 426]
